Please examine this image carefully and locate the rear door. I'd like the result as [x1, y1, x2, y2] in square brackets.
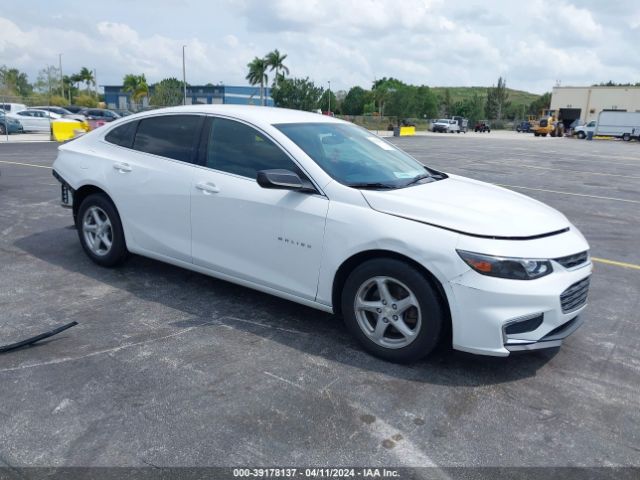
[190, 117, 328, 300]
[102, 114, 204, 262]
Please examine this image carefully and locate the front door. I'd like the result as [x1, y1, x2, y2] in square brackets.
[191, 117, 328, 300]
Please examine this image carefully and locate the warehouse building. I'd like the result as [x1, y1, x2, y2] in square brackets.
[550, 85, 640, 126]
[103, 84, 273, 110]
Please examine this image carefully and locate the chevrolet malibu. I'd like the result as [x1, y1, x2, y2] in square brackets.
[52, 105, 592, 362]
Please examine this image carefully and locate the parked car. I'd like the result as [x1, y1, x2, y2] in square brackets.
[53, 105, 592, 363]
[474, 120, 491, 132]
[8, 109, 84, 133]
[574, 120, 596, 139]
[594, 111, 640, 141]
[516, 121, 531, 133]
[80, 108, 121, 122]
[113, 109, 134, 117]
[432, 119, 459, 133]
[31, 106, 87, 123]
[0, 112, 24, 134]
[65, 105, 86, 114]
[0, 102, 27, 114]
[7, 109, 60, 132]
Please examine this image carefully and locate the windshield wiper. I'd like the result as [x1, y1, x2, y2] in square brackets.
[403, 173, 432, 187]
[347, 182, 396, 190]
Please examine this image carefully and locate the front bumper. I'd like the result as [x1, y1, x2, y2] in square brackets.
[448, 259, 592, 357]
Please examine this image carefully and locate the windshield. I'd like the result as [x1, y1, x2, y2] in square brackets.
[275, 122, 439, 189]
[436, 119, 449, 123]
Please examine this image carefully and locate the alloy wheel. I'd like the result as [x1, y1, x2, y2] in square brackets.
[82, 206, 113, 256]
[354, 276, 422, 349]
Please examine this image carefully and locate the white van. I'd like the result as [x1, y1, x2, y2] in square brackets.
[0, 103, 27, 115]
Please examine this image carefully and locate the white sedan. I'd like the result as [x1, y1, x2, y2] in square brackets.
[52, 105, 592, 362]
[8, 109, 60, 132]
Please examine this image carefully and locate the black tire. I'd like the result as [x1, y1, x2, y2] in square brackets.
[622, 133, 631, 141]
[76, 193, 128, 267]
[341, 258, 444, 363]
[577, 131, 586, 139]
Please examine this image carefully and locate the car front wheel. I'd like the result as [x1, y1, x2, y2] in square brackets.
[341, 258, 444, 363]
[76, 193, 128, 267]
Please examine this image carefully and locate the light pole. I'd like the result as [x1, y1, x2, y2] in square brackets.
[182, 45, 187, 105]
[327, 80, 331, 114]
[58, 53, 64, 99]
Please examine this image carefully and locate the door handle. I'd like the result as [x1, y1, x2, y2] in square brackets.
[113, 162, 132, 173]
[195, 181, 220, 194]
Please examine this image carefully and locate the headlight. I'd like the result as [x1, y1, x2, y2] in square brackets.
[457, 250, 552, 280]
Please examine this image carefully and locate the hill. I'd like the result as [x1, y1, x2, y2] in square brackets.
[431, 86, 540, 107]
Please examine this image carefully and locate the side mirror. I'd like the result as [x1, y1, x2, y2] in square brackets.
[257, 169, 316, 193]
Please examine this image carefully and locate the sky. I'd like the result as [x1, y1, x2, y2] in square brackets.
[1, 0, 639, 94]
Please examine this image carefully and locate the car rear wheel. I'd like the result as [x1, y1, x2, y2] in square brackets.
[76, 193, 128, 267]
[341, 258, 444, 363]
[622, 133, 631, 141]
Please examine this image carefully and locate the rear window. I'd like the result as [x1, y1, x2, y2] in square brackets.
[132, 115, 203, 163]
[105, 121, 138, 148]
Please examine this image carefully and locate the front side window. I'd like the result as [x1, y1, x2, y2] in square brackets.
[276, 122, 431, 188]
[206, 117, 299, 179]
[133, 115, 203, 163]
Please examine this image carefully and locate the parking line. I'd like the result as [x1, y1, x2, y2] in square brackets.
[481, 161, 640, 179]
[495, 183, 640, 204]
[0, 160, 52, 169]
[592, 257, 640, 270]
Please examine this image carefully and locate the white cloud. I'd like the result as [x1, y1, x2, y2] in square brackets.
[0, 0, 638, 93]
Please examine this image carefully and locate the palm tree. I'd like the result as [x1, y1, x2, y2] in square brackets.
[79, 67, 95, 93]
[265, 49, 289, 89]
[123, 74, 149, 110]
[246, 57, 269, 106]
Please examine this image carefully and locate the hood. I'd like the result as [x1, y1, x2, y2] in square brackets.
[361, 174, 570, 238]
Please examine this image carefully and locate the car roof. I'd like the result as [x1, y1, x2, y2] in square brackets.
[131, 105, 342, 126]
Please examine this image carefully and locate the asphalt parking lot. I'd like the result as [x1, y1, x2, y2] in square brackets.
[0, 133, 639, 470]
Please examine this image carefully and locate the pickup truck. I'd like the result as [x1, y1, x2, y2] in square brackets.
[432, 119, 460, 133]
[573, 121, 596, 139]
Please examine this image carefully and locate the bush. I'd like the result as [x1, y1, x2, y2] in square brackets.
[48, 95, 69, 106]
[74, 94, 98, 107]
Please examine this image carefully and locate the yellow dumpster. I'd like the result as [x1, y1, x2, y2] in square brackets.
[399, 126, 416, 136]
[51, 119, 88, 142]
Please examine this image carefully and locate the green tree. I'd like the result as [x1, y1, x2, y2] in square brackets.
[452, 92, 485, 124]
[385, 86, 419, 125]
[416, 86, 438, 119]
[265, 49, 289, 89]
[33, 66, 60, 96]
[0, 66, 32, 97]
[78, 67, 95, 92]
[485, 76, 510, 119]
[342, 86, 367, 115]
[440, 88, 453, 117]
[318, 89, 338, 113]
[123, 73, 149, 109]
[150, 78, 184, 107]
[246, 57, 269, 106]
[528, 92, 551, 115]
[271, 77, 323, 111]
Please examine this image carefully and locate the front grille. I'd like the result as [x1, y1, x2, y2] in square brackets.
[560, 277, 590, 313]
[555, 251, 589, 269]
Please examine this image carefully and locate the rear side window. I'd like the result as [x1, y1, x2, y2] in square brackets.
[105, 121, 138, 148]
[133, 115, 203, 163]
[206, 117, 298, 178]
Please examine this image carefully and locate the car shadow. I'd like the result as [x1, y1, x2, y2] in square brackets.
[14, 226, 558, 386]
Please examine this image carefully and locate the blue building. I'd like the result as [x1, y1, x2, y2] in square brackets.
[103, 84, 274, 110]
